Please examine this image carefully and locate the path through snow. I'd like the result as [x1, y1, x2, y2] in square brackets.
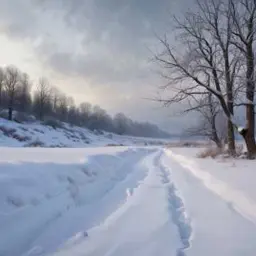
[54, 151, 184, 256]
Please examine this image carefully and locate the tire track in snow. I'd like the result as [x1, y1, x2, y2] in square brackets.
[156, 153, 192, 256]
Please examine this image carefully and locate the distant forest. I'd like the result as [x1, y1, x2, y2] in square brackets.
[0, 65, 170, 138]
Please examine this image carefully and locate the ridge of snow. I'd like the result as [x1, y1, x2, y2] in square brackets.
[0, 118, 170, 148]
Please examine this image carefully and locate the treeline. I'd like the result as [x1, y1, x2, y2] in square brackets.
[0, 65, 170, 138]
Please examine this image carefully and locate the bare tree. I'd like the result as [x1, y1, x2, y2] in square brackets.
[195, 0, 241, 155]
[185, 93, 227, 148]
[16, 72, 32, 112]
[50, 86, 61, 117]
[79, 102, 92, 126]
[67, 98, 79, 126]
[57, 93, 68, 121]
[114, 113, 128, 135]
[33, 77, 52, 120]
[154, 0, 256, 157]
[229, 0, 256, 158]
[4, 66, 21, 120]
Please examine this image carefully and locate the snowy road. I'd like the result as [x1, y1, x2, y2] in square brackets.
[1, 147, 256, 255]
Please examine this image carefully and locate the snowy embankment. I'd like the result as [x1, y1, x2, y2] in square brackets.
[1, 146, 256, 256]
[0, 147, 153, 256]
[162, 148, 256, 256]
[0, 118, 169, 147]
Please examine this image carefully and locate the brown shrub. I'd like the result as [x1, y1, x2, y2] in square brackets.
[198, 144, 244, 159]
[197, 147, 223, 159]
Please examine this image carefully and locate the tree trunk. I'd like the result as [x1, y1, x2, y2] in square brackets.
[8, 107, 12, 121]
[244, 105, 256, 159]
[241, 134, 256, 159]
[211, 114, 222, 148]
[213, 136, 222, 149]
[227, 120, 236, 156]
[8, 96, 14, 121]
[224, 51, 236, 156]
[39, 111, 43, 121]
[243, 21, 256, 158]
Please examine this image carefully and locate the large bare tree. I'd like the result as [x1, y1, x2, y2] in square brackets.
[228, 0, 256, 157]
[155, 0, 256, 157]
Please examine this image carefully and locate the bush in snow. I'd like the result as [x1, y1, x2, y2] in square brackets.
[106, 143, 124, 147]
[93, 129, 104, 135]
[0, 126, 16, 136]
[33, 128, 44, 134]
[0, 125, 31, 142]
[105, 133, 113, 139]
[12, 133, 31, 142]
[25, 139, 45, 147]
[14, 112, 36, 123]
[0, 110, 36, 123]
[0, 109, 10, 120]
[42, 119, 63, 129]
[166, 141, 208, 148]
[198, 144, 245, 159]
[197, 147, 223, 159]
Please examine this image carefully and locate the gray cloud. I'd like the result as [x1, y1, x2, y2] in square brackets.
[0, 0, 178, 85]
[33, 0, 174, 84]
[0, 0, 192, 133]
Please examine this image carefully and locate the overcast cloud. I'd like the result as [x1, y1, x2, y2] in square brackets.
[0, 0, 195, 133]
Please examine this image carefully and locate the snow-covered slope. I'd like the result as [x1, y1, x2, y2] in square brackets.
[0, 118, 170, 147]
[1, 146, 256, 256]
[0, 147, 154, 256]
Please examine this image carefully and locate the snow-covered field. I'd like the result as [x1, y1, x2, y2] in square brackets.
[1, 146, 256, 256]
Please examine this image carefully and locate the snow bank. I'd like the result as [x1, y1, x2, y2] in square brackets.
[162, 148, 256, 256]
[167, 147, 256, 203]
[0, 147, 152, 256]
[0, 118, 170, 148]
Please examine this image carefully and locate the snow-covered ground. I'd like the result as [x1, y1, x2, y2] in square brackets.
[0, 118, 170, 147]
[1, 146, 256, 256]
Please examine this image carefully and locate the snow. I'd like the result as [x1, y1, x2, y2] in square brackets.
[0, 147, 152, 256]
[1, 145, 256, 255]
[54, 151, 182, 256]
[162, 149, 256, 255]
[238, 126, 245, 133]
[0, 117, 170, 148]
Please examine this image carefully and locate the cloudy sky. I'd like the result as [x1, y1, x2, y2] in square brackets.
[0, 0, 194, 133]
